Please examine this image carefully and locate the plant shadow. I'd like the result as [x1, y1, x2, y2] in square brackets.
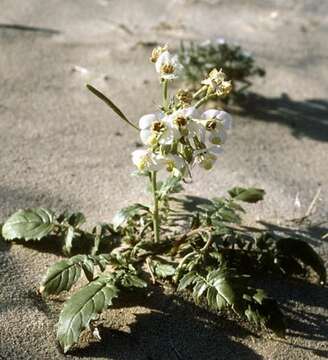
[254, 277, 328, 357]
[0, 23, 60, 35]
[71, 287, 262, 360]
[234, 92, 328, 142]
[258, 220, 328, 247]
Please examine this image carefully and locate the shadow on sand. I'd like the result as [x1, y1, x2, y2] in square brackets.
[235, 92, 328, 142]
[70, 287, 262, 360]
[0, 23, 60, 35]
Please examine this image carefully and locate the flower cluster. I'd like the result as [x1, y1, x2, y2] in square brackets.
[132, 46, 233, 176]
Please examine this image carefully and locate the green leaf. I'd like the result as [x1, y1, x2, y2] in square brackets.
[208, 269, 238, 309]
[81, 260, 95, 282]
[57, 275, 119, 353]
[63, 226, 75, 255]
[112, 203, 148, 230]
[120, 273, 147, 288]
[91, 254, 111, 272]
[152, 261, 176, 279]
[276, 238, 326, 285]
[177, 271, 197, 291]
[2, 208, 55, 241]
[157, 176, 183, 200]
[245, 289, 285, 337]
[67, 212, 86, 227]
[40, 254, 110, 295]
[206, 286, 218, 309]
[228, 187, 265, 203]
[86, 84, 138, 130]
[90, 224, 115, 256]
[193, 279, 208, 304]
[40, 255, 87, 295]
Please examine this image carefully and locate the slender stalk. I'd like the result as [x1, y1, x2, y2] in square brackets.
[162, 79, 168, 111]
[151, 171, 160, 243]
[194, 94, 217, 109]
[193, 85, 206, 99]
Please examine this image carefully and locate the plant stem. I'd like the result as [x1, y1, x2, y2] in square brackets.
[200, 232, 213, 253]
[162, 79, 168, 111]
[194, 94, 217, 109]
[151, 171, 160, 243]
[193, 85, 206, 99]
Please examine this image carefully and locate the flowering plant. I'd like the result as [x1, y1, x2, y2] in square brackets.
[179, 39, 266, 102]
[1, 45, 325, 354]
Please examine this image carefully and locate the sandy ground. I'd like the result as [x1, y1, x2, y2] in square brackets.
[0, 0, 328, 359]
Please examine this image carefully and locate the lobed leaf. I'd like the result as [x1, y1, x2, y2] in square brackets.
[119, 273, 147, 288]
[157, 176, 183, 200]
[177, 271, 198, 291]
[40, 255, 93, 295]
[57, 275, 119, 353]
[113, 203, 149, 230]
[152, 261, 176, 279]
[2, 208, 55, 241]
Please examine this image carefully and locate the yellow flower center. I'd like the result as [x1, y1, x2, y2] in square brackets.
[161, 63, 175, 74]
[175, 116, 188, 127]
[151, 121, 165, 132]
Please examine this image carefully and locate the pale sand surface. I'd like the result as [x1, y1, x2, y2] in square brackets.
[0, 0, 328, 359]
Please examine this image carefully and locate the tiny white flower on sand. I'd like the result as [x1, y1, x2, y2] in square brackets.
[201, 109, 232, 145]
[132, 149, 162, 172]
[155, 51, 183, 80]
[139, 113, 179, 146]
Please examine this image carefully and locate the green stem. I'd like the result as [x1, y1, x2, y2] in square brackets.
[162, 79, 168, 111]
[151, 171, 160, 243]
[193, 85, 207, 99]
[194, 94, 217, 109]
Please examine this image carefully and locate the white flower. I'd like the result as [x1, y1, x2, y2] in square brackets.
[167, 107, 204, 144]
[139, 113, 179, 146]
[155, 51, 183, 80]
[132, 149, 162, 172]
[157, 153, 186, 176]
[194, 146, 223, 170]
[201, 109, 232, 145]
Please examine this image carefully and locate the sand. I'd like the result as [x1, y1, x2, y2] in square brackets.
[0, 0, 327, 359]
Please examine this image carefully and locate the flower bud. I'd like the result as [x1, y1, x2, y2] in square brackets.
[176, 89, 193, 105]
[150, 44, 168, 63]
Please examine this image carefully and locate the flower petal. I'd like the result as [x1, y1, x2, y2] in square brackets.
[216, 111, 232, 129]
[139, 114, 157, 130]
[155, 51, 170, 73]
[140, 129, 153, 144]
[131, 149, 147, 166]
[201, 109, 220, 120]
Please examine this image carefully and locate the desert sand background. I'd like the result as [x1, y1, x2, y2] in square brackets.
[0, 0, 327, 359]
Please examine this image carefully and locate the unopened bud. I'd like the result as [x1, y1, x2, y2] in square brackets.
[176, 89, 193, 105]
[150, 44, 168, 63]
